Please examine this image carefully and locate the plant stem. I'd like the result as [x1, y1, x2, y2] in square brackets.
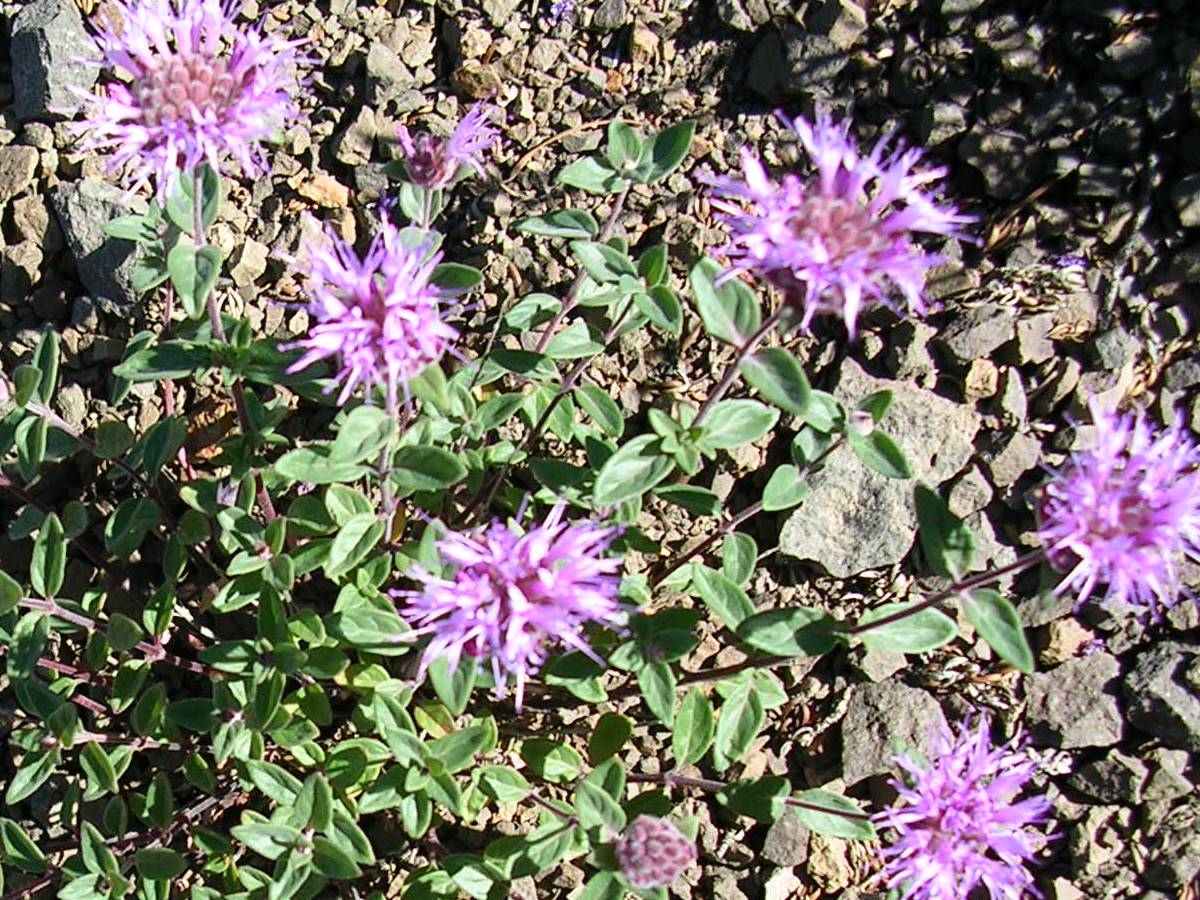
[625, 772, 873, 821]
[17, 597, 215, 676]
[0, 471, 108, 569]
[845, 550, 1045, 636]
[526, 791, 578, 825]
[691, 307, 784, 429]
[534, 183, 631, 354]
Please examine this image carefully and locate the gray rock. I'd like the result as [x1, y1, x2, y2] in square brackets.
[994, 367, 1028, 426]
[56, 382, 87, 429]
[941, 0, 985, 12]
[480, 0, 521, 27]
[230, 239, 269, 288]
[1143, 747, 1191, 802]
[748, 27, 847, 102]
[947, 465, 992, 516]
[1170, 173, 1200, 228]
[935, 304, 1018, 366]
[840, 681, 946, 785]
[855, 647, 906, 683]
[1066, 751, 1147, 804]
[1143, 796, 1200, 890]
[1163, 357, 1200, 392]
[366, 42, 413, 104]
[762, 810, 809, 866]
[12, 0, 98, 121]
[1015, 313, 1055, 364]
[958, 129, 1037, 200]
[1124, 641, 1200, 751]
[591, 0, 627, 30]
[1091, 327, 1139, 371]
[780, 360, 980, 577]
[715, 0, 755, 31]
[1025, 653, 1123, 748]
[0, 147, 40, 205]
[981, 431, 1040, 488]
[806, 0, 868, 51]
[334, 107, 377, 166]
[50, 179, 145, 313]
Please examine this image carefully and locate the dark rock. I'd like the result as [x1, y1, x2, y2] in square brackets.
[591, 0, 627, 32]
[715, 0, 755, 30]
[840, 681, 946, 785]
[1171, 173, 1200, 228]
[50, 179, 145, 314]
[1025, 653, 1123, 748]
[780, 360, 979, 576]
[1143, 796, 1200, 890]
[1090, 327, 1140, 371]
[959, 129, 1037, 200]
[12, 0, 97, 121]
[1124, 641, 1200, 751]
[747, 26, 847, 102]
[762, 810, 809, 866]
[0, 147, 39, 205]
[1066, 751, 1148, 804]
[806, 0, 867, 51]
[1163, 358, 1200, 391]
[1143, 747, 1191, 802]
[981, 431, 1040, 488]
[1102, 30, 1157, 81]
[934, 304, 1018, 366]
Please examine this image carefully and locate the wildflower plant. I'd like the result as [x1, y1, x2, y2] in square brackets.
[0, 7, 1184, 892]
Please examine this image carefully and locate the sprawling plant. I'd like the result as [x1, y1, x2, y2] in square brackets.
[2, 2, 1194, 898]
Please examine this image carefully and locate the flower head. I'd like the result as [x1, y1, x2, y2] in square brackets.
[285, 218, 459, 410]
[398, 504, 625, 710]
[873, 719, 1052, 900]
[396, 102, 498, 190]
[76, 0, 304, 197]
[707, 110, 972, 337]
[615, 816, 697, 889]
[1037, 401, 1200, 617]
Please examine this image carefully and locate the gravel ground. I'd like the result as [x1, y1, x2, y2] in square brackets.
[1, 0, 1199, 896]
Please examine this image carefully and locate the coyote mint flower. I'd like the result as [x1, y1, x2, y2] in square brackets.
[76, 0, 304, 197]
[708, 110, 971, 337]
[873, 719, 1052, 900]
[285, 219, 459, 410]
[1037, 401, 1200, 617]
[398, 504, 624, 711]
[615, 816, 697, 889]
[396, 102, 499, 190]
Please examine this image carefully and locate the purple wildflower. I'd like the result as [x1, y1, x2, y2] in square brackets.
[285, 218, 459, 411]
[397, 504, 625, 710]
[1037, 400, 1200, 617]
[707, 110, 972, 337]
[395, 102, 499, 190]
[75, 0, 304, 197]
[548, 0, 576, 23]
[873, 719, 1053, 900]
[615, 816, 697, 889]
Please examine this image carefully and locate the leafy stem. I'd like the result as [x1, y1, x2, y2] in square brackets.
[691, 306, 784, 429]
[625, 771, 874, 822]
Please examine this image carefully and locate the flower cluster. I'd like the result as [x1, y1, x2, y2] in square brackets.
[873, 719, 1052, 900]
[707, 110, 971, 337]
[77, 0, 304, 196]
[615, 816, 697, 889]
[285, 218, 460, 410]
[396, 102, 499, 190]
[1037, 401, 1200, 617]
[398, 504, 625, 710]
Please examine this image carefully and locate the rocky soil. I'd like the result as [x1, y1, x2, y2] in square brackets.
[1, 0, 1199, 896]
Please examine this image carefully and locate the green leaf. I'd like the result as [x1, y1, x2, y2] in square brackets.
[713, 682, 763, 772]
[574, 780, 626, 833]
[167, 242, 222, 321]
[313, 836, 362, 879]
[104, 213, 159, 243]
[520, 739, 582, 784]
[12, 365, 40, 407]
[637, 244, 668, 287]
[30, 513, 65, 597]
[329, 606, 410, 656]
[635, 285, 684, 335]
[558, 157, 627, 194]
[431, 263, 482, 292]
[477, 766, 531, 805]
[739, 347, 812, 416]
[637, 660, 676, 724]
[93, 420, 134, 460]
[135, 847, 187, 880]
[104, 498, 160, 558]
[587, 712, 632, 765]
[847, 428, 911, 479]
[429, 720, 497, 774]
[515, 209, 599, 239]
[689, 258, 760, 346]
[0, 818, 46, 872]
[32, 330, 60, 402]
[737, 606, 840, 658]
[330, 406, 396, 465]
[718, 775, 789, 823]
[721, 532, 757, 585]
[275, 446, 369, 485]
[592, 434, 675, 507]
[243, 759, 302, 806]
[392, 445, 468, 492]
[15, 416, 47, 480]
[106, 613, 143, 653]
[545, 319, 604, 359]
[80, 820, 118, 877]
[80, 742, 118, 796]
[428, 655, 476, 718]
[0, 571, 19, 615]
[857, 603, 957, 654]
[324, 513, 385, 580]
[230, 821, 299, 860]
[914, 484, 976, 579]
[606, 120, 643, 171]
[570, 240, 637, 284]
[699, 399, 778, 451]
[692, 565, 756, 629]
[575, 384, 623, 438]
[8, 613, 49, 681]
[762, 464, 808, 512]
[672, 688, 715, 766]
[654, 484, 721, 517]
[166, 164, 221, 232]
[112, 340, 211, 382]
[636, 120, 696, 183]
[5, 746, 59, 804]
[963, 589, 1034, 673]
[791, 789, 876, 840]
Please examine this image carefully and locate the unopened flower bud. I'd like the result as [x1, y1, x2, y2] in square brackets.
[615, 815, 696, 889]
